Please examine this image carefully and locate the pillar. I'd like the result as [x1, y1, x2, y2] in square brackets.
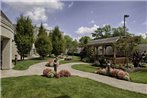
[113, 45, 116, 64]
[102, 45, 105, 56]
[2, 38, 13, 69]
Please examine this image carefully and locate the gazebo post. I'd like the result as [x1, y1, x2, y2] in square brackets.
[102, 45, 105, 57]
[113, 45, 116, 64]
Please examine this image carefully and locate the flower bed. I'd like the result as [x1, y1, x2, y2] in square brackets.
[43, 68, 55, 78]
[95, 67, 130, 81]
[43, 68, 71, 78]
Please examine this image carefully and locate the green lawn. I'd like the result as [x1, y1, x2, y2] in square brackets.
[72, 64, 98, 73]
[59, 56, 82, 64]
[13, 57, 53, 70]
[130, 69, 147, 84]
[72, 64, 147, 84]
[1, 76, 147, 98]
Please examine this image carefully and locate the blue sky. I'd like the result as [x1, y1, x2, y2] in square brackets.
[1, 0, 147, 40]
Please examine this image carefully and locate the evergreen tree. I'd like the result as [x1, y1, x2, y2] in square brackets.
[52, 26, 64, 56]
[35, 24, 52, 58]
[15, 15, 34, 60]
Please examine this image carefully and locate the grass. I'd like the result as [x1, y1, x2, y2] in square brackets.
[59, 56, 82, 64]
[72, 64, 147, 84]
[130, 69, 147, 84]
[13, 57, 53, 70]
[1, 76, 147, 98]
[72, 64, 98, 73]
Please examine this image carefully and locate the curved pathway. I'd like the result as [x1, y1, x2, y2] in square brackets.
[1, 62, 147, 94]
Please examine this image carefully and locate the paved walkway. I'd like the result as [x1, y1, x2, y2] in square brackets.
[1, 62, 147, 94]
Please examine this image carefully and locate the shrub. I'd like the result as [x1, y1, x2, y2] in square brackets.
[46, 59, 54, 67]
[123, 75, 130, 81]
[43, 68, 55, 78]
[117, 70, 126, 79]
[92, 60, 100, 66]
[64, 56, 72, 60]
[111, 69, 120, 77]
[95, 68, 130, 81]
[82, 57, 90, 62]
[95, 68, 107, 75]
[58, 55, 65, 59]
[58, 70, 71, 77]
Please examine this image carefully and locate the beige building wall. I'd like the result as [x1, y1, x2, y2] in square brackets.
[0, 11, 15, 69]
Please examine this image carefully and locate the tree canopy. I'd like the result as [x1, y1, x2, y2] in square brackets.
[15, 15, 34, 60]
[51, 26, 64, 56]
[79, 36, 91, 46]
[35, 24, 52, 58]
[92, 25, 131, 40]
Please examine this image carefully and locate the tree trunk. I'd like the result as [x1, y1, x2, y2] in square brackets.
[21, 55, 23, 61]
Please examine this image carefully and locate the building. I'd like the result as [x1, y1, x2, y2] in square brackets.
[0, 11, 15, 69]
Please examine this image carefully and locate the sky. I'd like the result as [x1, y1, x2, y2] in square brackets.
[1, 0, 147, 40]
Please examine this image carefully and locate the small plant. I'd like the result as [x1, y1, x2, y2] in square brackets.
[43, 69, 71, 78]
[58, 55, 65, 59]
[46, 59, 54, 67]
[95, 68, 130, 81]
[58, 70, 71, 77]
[64, 56, 72, 60]
[43, 68, 55, 78]
[92, 60, 100, 66]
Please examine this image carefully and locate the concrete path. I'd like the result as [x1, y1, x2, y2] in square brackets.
[1, 62, 147, 94]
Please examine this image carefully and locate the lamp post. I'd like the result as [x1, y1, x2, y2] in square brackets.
[124, 15, 129, 37]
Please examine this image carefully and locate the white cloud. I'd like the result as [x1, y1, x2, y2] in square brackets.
[2, 0, 64, 11]
[68, 1, 74, 8]
[138, 33, 147, 39]
[2, 0, 64, 22]
[25, 7, 47, 21]
[36, 23, 52, 30]
[43, 23, 53, 30]
[76, 24, 99, 34]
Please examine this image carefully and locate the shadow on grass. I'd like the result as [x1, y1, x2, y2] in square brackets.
[54, 95, 71, 98]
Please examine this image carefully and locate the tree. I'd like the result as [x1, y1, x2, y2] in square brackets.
[92, 27, 103, 39]
[102, 25, 112, 38]
[116, 36, 141, 66]
[68, 39, 79, 55]
[64, 35, 73, 50]
[79, 36, 91, 46]
[112, 26, 130, 37]
[52, 26, 64, 56]
[15, 15, 34, 60]
[92, 25, 112, 40]
[35, 24, 52, 58]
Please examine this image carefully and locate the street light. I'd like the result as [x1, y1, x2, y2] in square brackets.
[124, 15, 129, 36]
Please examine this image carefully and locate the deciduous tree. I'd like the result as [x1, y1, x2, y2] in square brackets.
[15, 15, 34, 60]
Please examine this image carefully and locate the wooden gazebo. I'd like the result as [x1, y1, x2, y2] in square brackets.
[87, 36, 124, 64]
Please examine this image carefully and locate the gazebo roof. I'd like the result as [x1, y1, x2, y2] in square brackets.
[87, 36, 121, 46]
